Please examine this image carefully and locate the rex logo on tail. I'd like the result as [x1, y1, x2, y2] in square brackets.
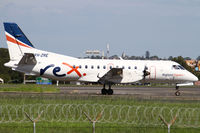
[3, 22, 198, 96]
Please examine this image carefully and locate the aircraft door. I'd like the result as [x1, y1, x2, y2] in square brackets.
[107, 63, 114, 70]
[149, 66, 156, 79]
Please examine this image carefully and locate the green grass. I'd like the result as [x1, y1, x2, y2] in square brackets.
[0, 85, 200, 132]
[0, 84, 59, 93]
[0, 122, 199, 133]
[0, 84, 197, 93]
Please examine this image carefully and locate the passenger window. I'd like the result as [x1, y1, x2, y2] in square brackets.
[110, 66, 112, 69]
[85, 65, 88, 69]
[73, 65, 76, 68]
[128, 66, 131, 69]
[91, 65, 94, 69]
[103, 66, 106, 69]
[122, 66, 125, 69]
[97, 65, 100, 69]
[79, 65, 82, 69]
[135, 66, 137, 69]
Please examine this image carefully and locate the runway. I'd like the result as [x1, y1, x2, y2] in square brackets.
[0, 85, 199, 100]
[60, 86, 200, 100]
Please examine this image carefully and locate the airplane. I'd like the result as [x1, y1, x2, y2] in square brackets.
[3, 22, 198, 96]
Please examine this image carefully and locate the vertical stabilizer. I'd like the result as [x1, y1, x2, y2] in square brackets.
[3, 22, 34, 61]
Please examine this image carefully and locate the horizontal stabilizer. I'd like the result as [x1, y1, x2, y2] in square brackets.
[18, 53, 37, 65]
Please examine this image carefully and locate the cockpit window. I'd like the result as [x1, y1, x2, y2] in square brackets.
[172, 65, 179, 70]
[172, 65, 185, 70]
[178, 65, 185, 70]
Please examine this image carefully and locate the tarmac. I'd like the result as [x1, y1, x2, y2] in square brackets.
[0, 85, 200, 100]
[59, 86, 200, 100]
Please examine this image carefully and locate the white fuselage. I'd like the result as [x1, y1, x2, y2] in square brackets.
[3, 22, 198, 96]
[6, 48, 198, 85]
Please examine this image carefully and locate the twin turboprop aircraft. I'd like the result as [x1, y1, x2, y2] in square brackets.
[3, 23, 198, 96]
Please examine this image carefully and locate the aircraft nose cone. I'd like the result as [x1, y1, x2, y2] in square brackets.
[192, 75, 199, 82]
[186, 71, 199, 82]
[189, 73, 199, 82]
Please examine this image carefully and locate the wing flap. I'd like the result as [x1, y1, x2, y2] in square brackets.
[98, 68, 121, 84]
[98, 68, 143, 84]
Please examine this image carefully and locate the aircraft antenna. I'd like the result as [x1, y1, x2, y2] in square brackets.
[106, 43, 109, 59]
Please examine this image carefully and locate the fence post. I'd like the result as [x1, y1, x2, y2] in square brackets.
[24, 111, 43, 133]
[83, 111, 103, 133]
[159, 114, 177, 133]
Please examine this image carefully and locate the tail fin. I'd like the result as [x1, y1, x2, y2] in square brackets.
[3, 22, 35, 61]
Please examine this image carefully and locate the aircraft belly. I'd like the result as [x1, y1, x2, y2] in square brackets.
[79, 73, 99, 82]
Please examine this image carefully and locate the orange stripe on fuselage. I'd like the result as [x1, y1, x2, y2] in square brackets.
[6, 35, 31, 48]
[173, 74, 184, 77]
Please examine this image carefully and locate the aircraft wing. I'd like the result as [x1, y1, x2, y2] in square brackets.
[98, 68, 143, 84]
[98, 68, 123, 84]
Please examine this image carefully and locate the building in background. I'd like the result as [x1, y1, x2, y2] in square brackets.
[36, 77, 52, 85]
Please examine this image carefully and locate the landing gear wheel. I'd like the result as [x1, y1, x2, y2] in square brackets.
[101, 88, 107, 95]
[107, 89, 113, 95]
[175, 91, 180, 96]
[175, 86, 180, 96]
[176, 86, 179, 90]
[101, 84, 114, 95]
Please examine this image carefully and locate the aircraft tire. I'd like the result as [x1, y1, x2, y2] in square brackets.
[175, 91, 180, 96]
[101, 88, 107, 95]
[108, 89, 113, 95]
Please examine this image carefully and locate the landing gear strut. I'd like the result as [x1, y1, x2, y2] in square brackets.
[175, 86, 180, 96]
[101, 84, 113, 95]
[101, 84, 107, 95]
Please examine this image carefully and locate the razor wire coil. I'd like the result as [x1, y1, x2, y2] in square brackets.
[0, 104, 200, 128]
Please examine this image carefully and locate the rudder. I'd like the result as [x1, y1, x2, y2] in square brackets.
[3, 22, 34, 61]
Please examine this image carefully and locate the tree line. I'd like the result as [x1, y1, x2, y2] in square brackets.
[0, 48, 24, 83]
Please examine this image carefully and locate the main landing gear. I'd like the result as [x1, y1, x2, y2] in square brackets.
[101, 84, 113, 95]
[175, 86, 180, 96]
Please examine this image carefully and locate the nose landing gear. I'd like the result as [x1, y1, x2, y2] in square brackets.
[175, 86, 180, 96]
[101, 84, 113, 95]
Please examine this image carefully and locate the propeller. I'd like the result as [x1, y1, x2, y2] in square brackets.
[142, 65, 150, 83]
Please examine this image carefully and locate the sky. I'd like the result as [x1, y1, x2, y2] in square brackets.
[0, 0, 200, 59]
